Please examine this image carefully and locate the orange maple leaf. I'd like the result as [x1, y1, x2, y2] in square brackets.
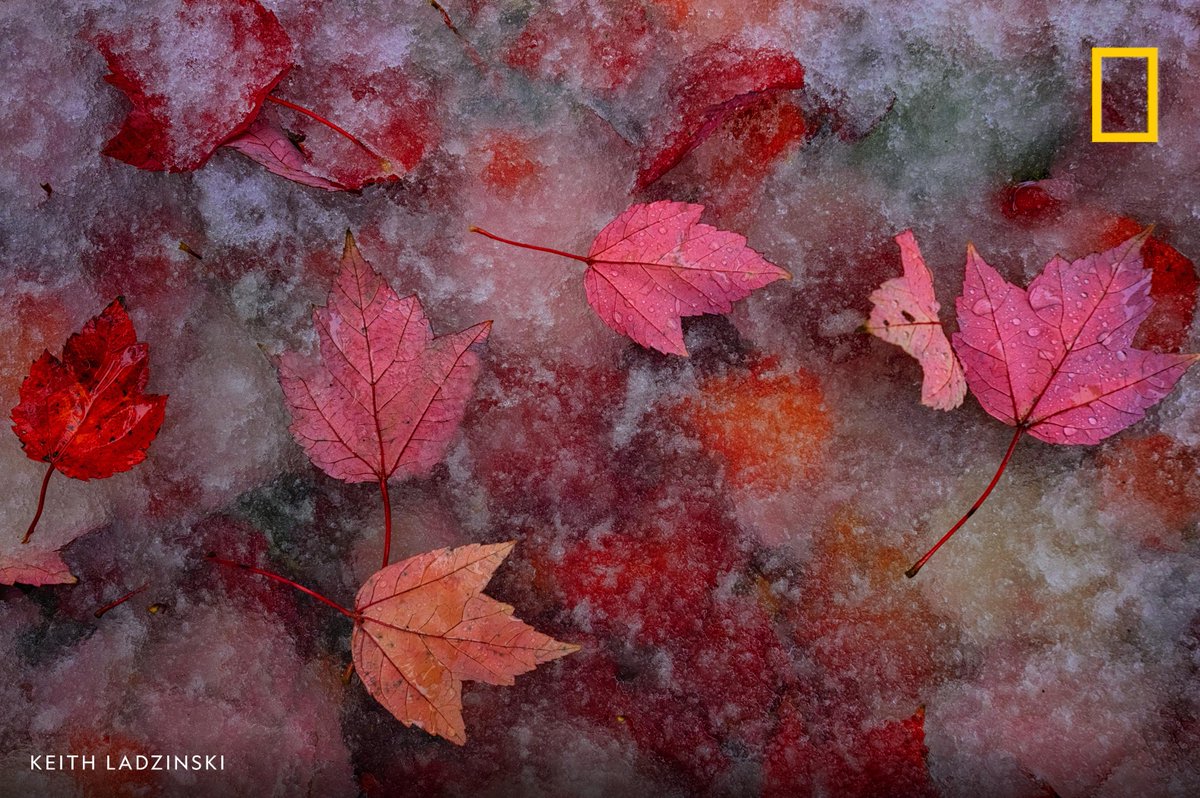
[352, 542, 578, 744]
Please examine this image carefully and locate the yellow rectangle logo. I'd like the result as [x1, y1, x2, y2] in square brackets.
[1091, 47, 1158, 142]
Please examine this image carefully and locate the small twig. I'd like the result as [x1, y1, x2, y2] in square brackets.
[94, 584, 149, 619]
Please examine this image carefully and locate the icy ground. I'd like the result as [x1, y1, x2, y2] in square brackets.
[2, 0, 1200, 796]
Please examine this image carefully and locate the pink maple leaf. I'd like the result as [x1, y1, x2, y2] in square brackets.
[471, 200, 790, 356]
[955, 231, 1196, 445]
[867, 230, 966, 410]
[278, 233, 491, 567]
[907, 231, 1199, 576]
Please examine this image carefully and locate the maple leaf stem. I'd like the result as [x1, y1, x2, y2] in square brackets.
[94, 583, 149, 619]
[264, 95, 387, 165]
[469, 226, 591, 264]
[905, 426, 1024, 578]
[862, 321, 944, 332]
[379, 476, 393, 569]
[20, 463, 55, 545]
[205, 555, 356, 619]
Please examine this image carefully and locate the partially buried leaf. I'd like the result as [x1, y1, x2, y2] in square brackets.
[0, 547, 76, 587]
[954, 231, 1198, 444]
[264, 53, 432, 190]
[94, 0, 292, 171]
[636, 42, 806, 190]
[278, 233, 491, 484]
[224, 114, 347, 191]
[351, 542, 578, 744]
[866, 230, 966, 410]
[503, 0, 652, 93]
[1097, 217, 1198, 353]
[679, 355, 830, 494]
[7, 299, 167, 584]
[764, 700, 936, 798]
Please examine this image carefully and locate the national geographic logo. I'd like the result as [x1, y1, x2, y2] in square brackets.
[1091, 47, 1158, 143]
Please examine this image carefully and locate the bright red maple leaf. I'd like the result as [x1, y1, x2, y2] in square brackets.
[209, 542, 577, 745]
[866, 231, 966, 411]
[278, 232, 491, 567]
[95, 0, 292, 172]
[471, 201, 790, 355]
[7, 299, 167, 583]
[907, 232, 1200, 576]
[636, 41, 806, 190]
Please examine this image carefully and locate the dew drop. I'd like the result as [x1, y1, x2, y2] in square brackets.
[1027, 327, 1041, 337]
[1029, 285, 1060, 311]
[1116, 350, 1128, 362]
[972, 298, 993, 315]
[614, 312, 623, 323]
[1088, 416, 1098, 425]
[1063, 427, 1076, 437]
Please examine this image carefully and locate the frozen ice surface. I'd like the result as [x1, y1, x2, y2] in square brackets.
[2, 0, 1200, 795]
[90, 0, 291, 171]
